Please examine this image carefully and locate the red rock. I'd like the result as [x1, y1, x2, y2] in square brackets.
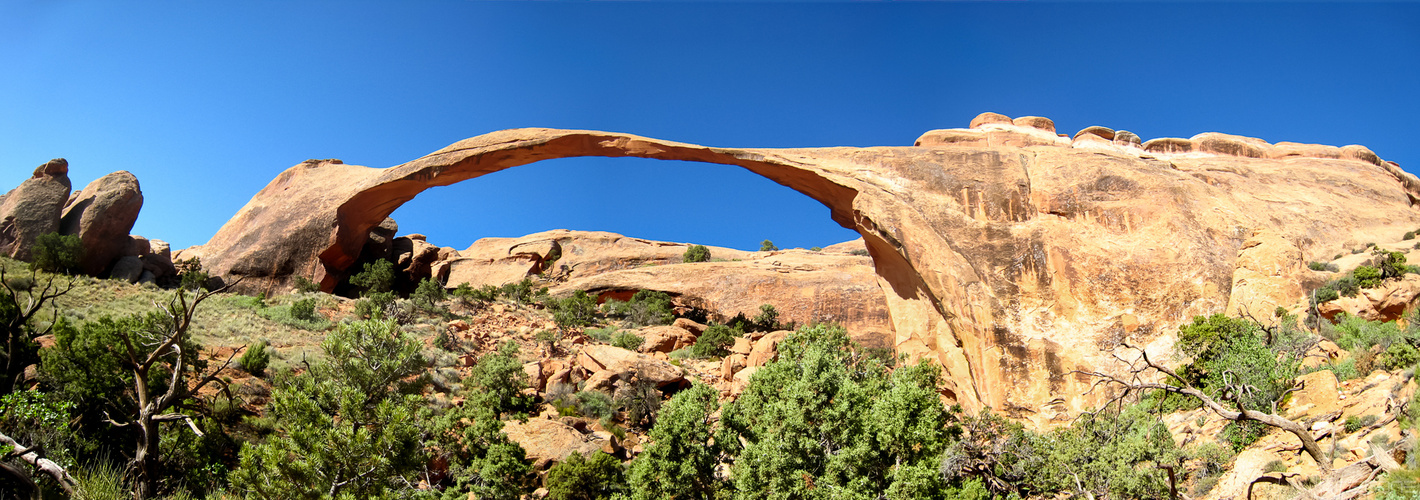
[729, 337, 753, 355]
[1112, 130, 1141, 147]
[59, 171, 143, 276]
[1072, 126, 1115, 141]
[914, 129, 988, 147]
[1341, 145, 1383, 166]
[1191, 132, 1272, 158]
[186, 120, 1416, 424]
[0, 159, 71, 261]
[747, 331, 790, 368]
[1142, 137, 1194, 153]
[1011, 116, 1056, 134]
[721, 353, 747, 380]
[969, 112, 1012, 129]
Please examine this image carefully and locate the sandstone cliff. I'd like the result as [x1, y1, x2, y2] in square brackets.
[188, 115, 1420, 426]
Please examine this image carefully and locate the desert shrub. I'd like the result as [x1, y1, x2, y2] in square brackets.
[1308, 261, 1340, 272]
[1345, 415, 1378, 433]
[626, 383, 722, 500]
[1333, 314, 1410, 353]
[1376, 467, 1420, 500]
[292, 276, 320, 293]
[574, 390, 614, 420]
[611, 332, 644, 351]
[289, 297, 318, 321]
[603, 290, 674, 327]
[1221, 420, 1268, 451]
[349, 259, 394, 294]
[688, 323, 737, 359]
[759, 240, 778, 252]
[4, 274, 34, 292]
[849, 249, 870, 257]
[585, 327, 617, 343]
[1356, 265, 1384, 288]
[753, 304, 781, 331]
[31, 232, 83, 274]
[501, 277, 546, 304]
[411, 277, 447, 311]
[467, 340, 535, 417]
[1381, 251, 1409, 279]
[176, 257, 209, 291]
[354, 291, 396, 319]
[258, 297, 328, 331]
[720, 323, 956, 498]
[616, 377, 662, 429]
[1175, 315, 1299, 420]
[545, 451, 626, 500]
[547, 290, 598, 329]
[240, 341, 271, 376]
[1407, 231, 1417, 241]
[453, 282, 500, 306]
[682, 245, 710, 263]
[0, 390, 77, 468]
[1383, 341, 1420, 371]
[809, 246, 823, 252]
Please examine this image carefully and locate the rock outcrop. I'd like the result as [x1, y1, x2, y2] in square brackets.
[189, 116, 1420, 425]
[60, 171, 144, 276]
[0, 159, 72, 261]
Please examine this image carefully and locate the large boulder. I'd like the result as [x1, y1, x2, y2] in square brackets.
[59, 171, 143, 276]
[576, 344, 686, 389]
[0, 159, 72, 261]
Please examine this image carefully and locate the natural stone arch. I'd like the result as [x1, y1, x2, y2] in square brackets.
[190, 121, 1420, 426]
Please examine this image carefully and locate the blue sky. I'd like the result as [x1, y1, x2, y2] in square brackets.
[2, 2, 1417, 252]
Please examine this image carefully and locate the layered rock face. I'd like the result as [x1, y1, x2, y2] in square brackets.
[0, 159, 72, 260]
[190, 116, 1420, 426]
[432, 229, 891, 344]
[60, 171, 144, 276]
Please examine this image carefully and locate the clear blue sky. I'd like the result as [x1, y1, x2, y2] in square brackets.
[3, 2, 1417, 252]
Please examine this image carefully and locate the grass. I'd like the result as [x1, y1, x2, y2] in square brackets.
[0, 256, 337, 374]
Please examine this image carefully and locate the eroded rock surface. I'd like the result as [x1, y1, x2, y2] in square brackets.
[60, 171, 143, 276]
[0, 159, 72, 261]
[189, 116, 1420, 425]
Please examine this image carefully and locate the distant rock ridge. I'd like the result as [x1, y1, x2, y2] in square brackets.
[186, 115, 1420, 426]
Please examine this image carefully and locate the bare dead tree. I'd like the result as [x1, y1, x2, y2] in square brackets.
[102, 280, 242, 500]
[1, 265, 74, 396]
[0, 429, 77, 497]
[1077, 342, 1330, 474]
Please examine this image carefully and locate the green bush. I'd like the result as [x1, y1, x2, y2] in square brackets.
[688, 323, 737, 359]
[1356, 265, 1384, 288]
[354, 291, 395, 319]
[1381, 251, 1409, 279]
[574, 390, 614, 420]
[1175, 315, 1300, 418]
[411, 277, 447, 311]
[759, 240, 778, 252]
[603, 290, 674, 327]
[289, 297, 318, 321]
[293, 276, 320, 293]
[1345, 415, 1378, 433]
[31, 232, 83, 274]
[349, 259, 394, 294]
[548, 290, 599, 329]
[176, 257, 209, 291]
[611, 332, 644, 351]
[683, 245, 710, 263]
[453, 282, 500, 305]
[545, 451, 626, 500]
[466, 340, 535, 417]
[849, 249, 870, 257]
[1309, 261, 1340, 272]
[1375, 466, 1420, 500]
[240, 341, 271, 376]
[1383, 341, 1420, 371]
[1406, 231, 1416, 241]
[501, 277, 546, 304]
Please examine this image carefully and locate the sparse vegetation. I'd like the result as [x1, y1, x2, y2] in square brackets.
[602, 289, 674, 327]
[349, 258, 395, 294]
[759, 240, 778, 252]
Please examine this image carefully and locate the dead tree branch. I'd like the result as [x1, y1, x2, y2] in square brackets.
[0, 429, 78, 496]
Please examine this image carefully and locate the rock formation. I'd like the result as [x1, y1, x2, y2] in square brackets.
[60, 171, 144, 276]
[188, 115, 1420, 425]
[0, 159, 72, 261]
